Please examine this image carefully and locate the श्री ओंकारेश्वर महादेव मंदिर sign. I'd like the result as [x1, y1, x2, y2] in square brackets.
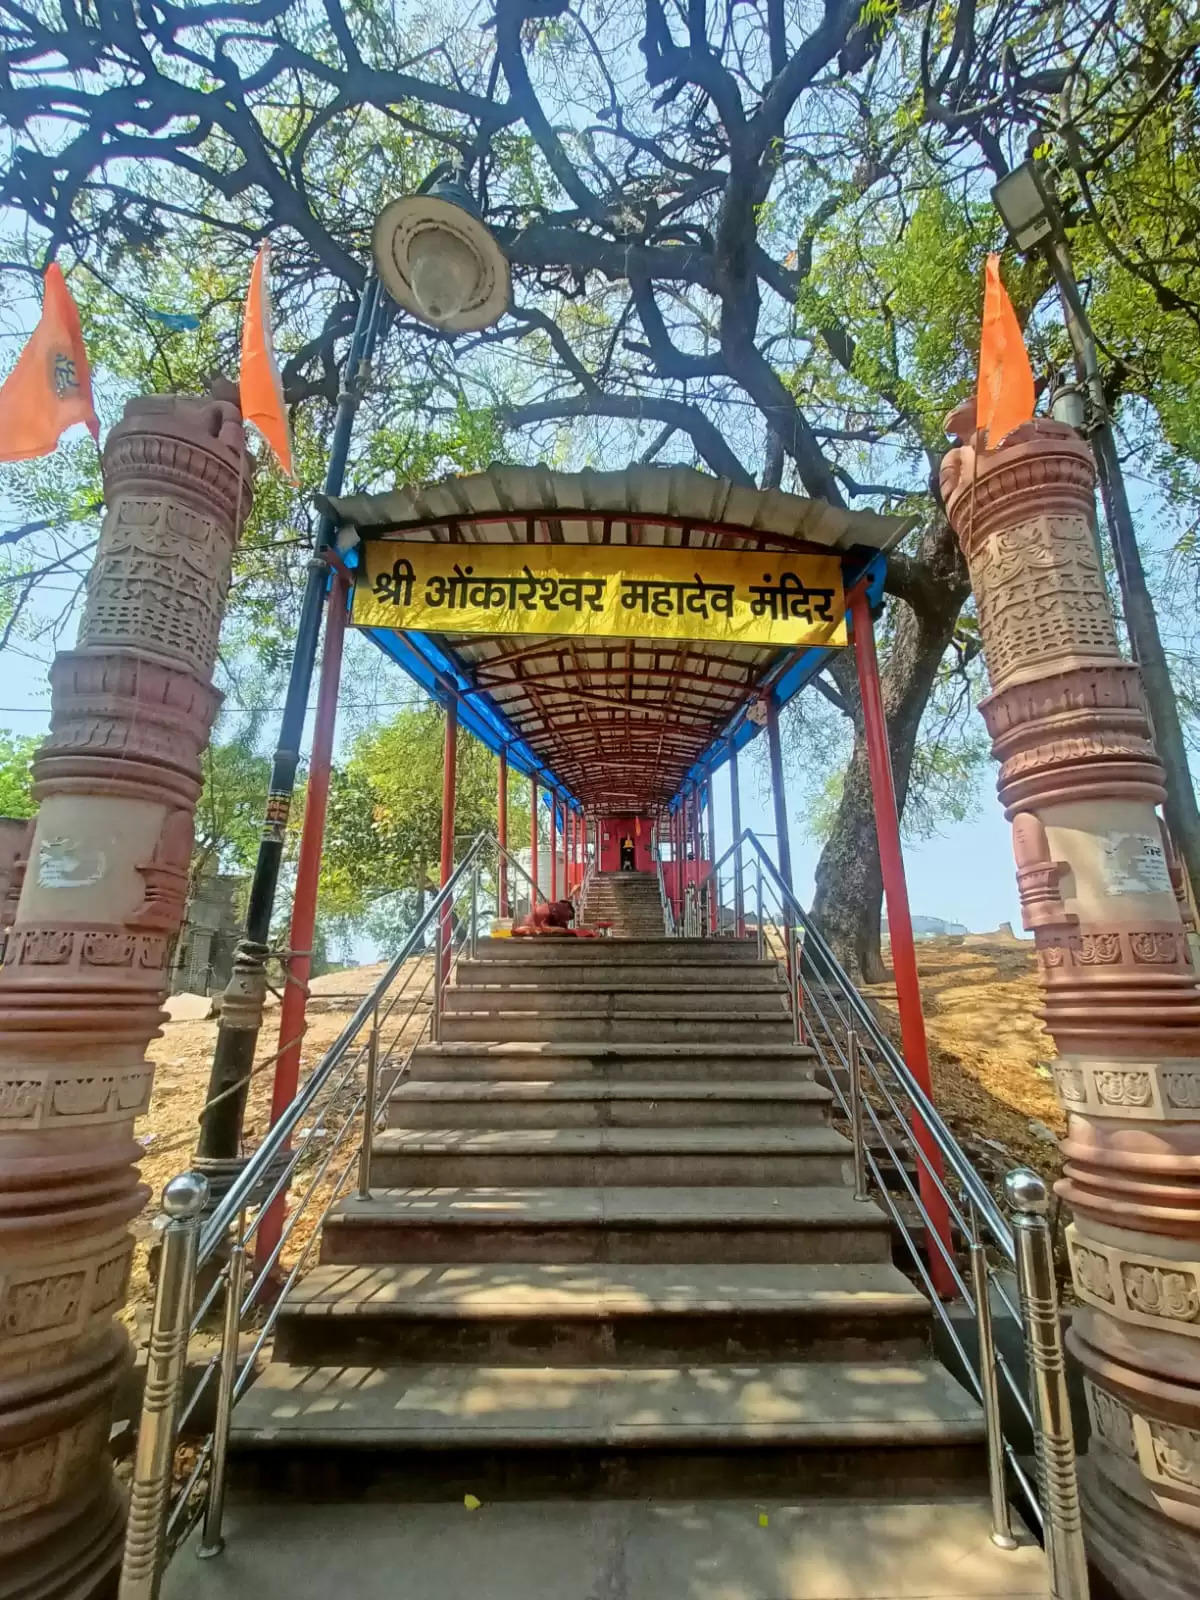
[351, 540, 848, 649]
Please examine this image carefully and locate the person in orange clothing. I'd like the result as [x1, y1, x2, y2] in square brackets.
[512, 900, 598, 938]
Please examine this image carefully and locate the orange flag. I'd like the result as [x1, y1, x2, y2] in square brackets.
[240, 243, 295, 480]
[0, 264, 99, 462]
[976, 253, 1035, 449]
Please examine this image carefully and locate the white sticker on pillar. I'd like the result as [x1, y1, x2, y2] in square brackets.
[1100, 832, 1173, 895]
[37, 836, 107, 889]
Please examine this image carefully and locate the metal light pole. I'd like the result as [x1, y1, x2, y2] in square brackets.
[992, 161, 1200, 902]
[198, 274, 385, 1172]
[198, 173, 511, 1179]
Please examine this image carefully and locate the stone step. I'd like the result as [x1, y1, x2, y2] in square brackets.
[272, 1260, 932, 1366]
[438, 1009, 796, 1043]
[368, 1125, 853, 1189]
[442, 984, 789, 1016]
[585, 896, 662, 905]
[407, 1041, 819, 1082]
[320, 1185, 893, 1266]
[452, 958, 783, 989]
[161, 1496, 1050, 1600]
[471, 937, 760, 963]
[385, 1079, 831, 1129]
[227, 1357, 986, 1500]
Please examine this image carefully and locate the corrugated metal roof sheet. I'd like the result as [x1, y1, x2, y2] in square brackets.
[324, 463, 908, 551]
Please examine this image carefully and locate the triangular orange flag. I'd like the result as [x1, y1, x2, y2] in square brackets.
[0, 264, 100, 462]
[240, 243, 295, 480]
[976, 253, 1035, 450]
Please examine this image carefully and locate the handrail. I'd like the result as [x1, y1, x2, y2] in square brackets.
[686, 824, 1090, 1591]
[120, 829, 512, 1596]
[696, 828, 1014, 1260]
[497, 837, 541, 912]
[200, 832, 491, 1261]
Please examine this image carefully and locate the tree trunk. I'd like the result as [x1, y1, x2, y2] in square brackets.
[810, 514, 970, 982]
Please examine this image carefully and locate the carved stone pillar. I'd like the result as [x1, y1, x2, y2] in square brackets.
[0, 392, 251, 1598]
[942, 411, 1200, 1599]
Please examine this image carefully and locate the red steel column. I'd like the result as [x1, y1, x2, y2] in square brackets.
[257, 566, 348, 1268]
[764, 696, 794, 900]
[497, 747, 508, 918]
[439, 696, 458, 977]
[764, 700, 795, 991]
[850, 585, 953, 1291]
[530, 777, 539, 906]
[549, 792, 558, 901]
[704, 775, 717, 932]
[729, 735, 745, 937]
[669, 805, 679, 919]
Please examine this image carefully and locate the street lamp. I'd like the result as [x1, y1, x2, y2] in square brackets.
[992, 162, 1066, 255]
[198, 175, 509, 1178]
[992, 159, 1200, 901]
[373, 170, 510, 333]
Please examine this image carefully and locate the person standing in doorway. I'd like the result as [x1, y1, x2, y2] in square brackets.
[619, 832, 635, 870]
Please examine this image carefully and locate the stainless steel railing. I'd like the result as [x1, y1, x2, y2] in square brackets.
[117, 829, 525, 1598]
[691, 828, 1087, 1593]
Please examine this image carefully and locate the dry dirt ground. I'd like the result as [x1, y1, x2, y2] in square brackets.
[865, 931, 1063, 1205]
[126, 933, 1057, 1326]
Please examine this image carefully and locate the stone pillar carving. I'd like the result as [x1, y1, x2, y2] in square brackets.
[942, 410, 1200, 1599]
[0, 391, 251, 1598]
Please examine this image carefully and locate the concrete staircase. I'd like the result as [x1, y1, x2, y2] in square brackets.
[581, 869, 666, 936]
[206, 936, 1046, 1599]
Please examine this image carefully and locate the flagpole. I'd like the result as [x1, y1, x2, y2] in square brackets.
[197, 271, 384, 1175]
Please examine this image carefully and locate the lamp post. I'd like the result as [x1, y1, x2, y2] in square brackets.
[992, 160, 1200, 901]
[198, 173, 511, 1178]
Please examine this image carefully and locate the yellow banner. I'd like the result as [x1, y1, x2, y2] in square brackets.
[352, 541, 847, 649]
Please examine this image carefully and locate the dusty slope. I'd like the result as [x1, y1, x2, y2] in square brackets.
[866, 931, 1063, 1190]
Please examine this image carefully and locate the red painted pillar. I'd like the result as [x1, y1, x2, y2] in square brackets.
[704, 775, 717, 932]
[440, 696, 458, 889]
[439, 695, 458, 978]
[549, 793, 558, 901]
[764, 696, 794, 900]
[497, 748, 508, 918]
[850, 585, 953, 1292]
[729, 735, 745, 937]
[530, 777, 539, 907]
[257, 565, 348, 1270]
[765, 693, 796, 987]
[673, 803, 684, 922]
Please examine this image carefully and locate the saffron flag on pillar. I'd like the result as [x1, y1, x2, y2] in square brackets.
[976, 253, 1035, 450]
[240, 243, 295, 481]
[0, 264, 99, 462]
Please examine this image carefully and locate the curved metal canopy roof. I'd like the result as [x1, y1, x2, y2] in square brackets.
[328, 465, 901, 813]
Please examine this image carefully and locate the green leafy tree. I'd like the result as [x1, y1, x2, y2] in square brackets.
[193, 725, 274, 900]
[321, 704, 530, 946]
[0, 733, 38, 819]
